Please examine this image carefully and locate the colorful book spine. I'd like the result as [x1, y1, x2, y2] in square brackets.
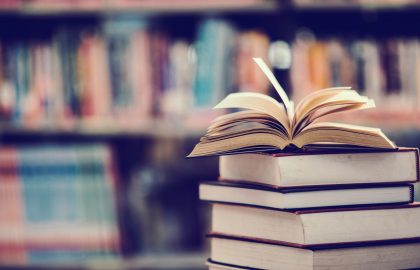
[0, 147, 25, 264]
[0, 144, 120, 264]
[0, 17, 275, 128]
[291, 35, 420, 116]
[194, 18, 236, 107]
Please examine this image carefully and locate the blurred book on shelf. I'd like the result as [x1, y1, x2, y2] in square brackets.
[0, 17, 275, 133]
[290, 33, 420, 127]
[194, 18, 236, 108]
[236, 31, 271, 94]
[3, 15, 418, 132]
[0, 0, 276, 13]
[293, 0, 420, 8]
[0, 144, 120, 265]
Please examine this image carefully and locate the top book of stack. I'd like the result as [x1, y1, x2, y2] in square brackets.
[219, 148, 419, 188]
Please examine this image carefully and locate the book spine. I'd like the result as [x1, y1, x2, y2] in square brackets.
[55, 28, 82, 119]
[0, 144, 121, 263]
[0, 147, 26, 264]
[291, 35, 420, 124]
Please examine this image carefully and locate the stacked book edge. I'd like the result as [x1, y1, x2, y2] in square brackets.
[200, 148, 420, 269]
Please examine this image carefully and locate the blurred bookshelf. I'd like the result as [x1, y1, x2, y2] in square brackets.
[1, 0, 420, 268]
[1, 252, 207, 270]
[0, 0, 277, 15]
[0, 121, 207, 138]
[293, 0, 420, 10]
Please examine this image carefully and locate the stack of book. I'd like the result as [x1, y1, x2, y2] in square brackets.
[200, 148, 420, 269]
[190, 58, 420, 269]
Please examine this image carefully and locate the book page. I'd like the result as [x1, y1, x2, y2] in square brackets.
[294, 100, 375, 136]
[208, 110, 288, 136]
[295, 89, 370, 122]
[293, 89, 374, 134]
[294, 87, 351, 121]
[253, 57, 294, 120]
[187, 133, 289, 157]
[214, 92, 290, 134]
[306, 99, 374, 123]
[292, 122, 396, 149]
[209, 110, 274, 128]
[204, 124, 288, 142]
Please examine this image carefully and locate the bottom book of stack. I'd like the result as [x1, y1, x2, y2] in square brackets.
[205, 203, 420, 270]
[206, 238, 420, 269]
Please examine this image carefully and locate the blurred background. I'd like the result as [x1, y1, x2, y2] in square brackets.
[0, 0, 420, 269]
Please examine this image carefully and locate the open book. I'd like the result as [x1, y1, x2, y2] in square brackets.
[188, 58, 396, 157]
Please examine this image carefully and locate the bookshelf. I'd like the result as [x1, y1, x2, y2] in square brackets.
[292, 0, 420, 10]
[0, 0, 277, 15]
[0, 121, 206, 138]
[0, 252, 207, 270]
[1, 0, 420, 268]
[101, 252, 206, 270]
[288, 4, 420, 128]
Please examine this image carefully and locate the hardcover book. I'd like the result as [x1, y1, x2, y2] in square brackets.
[211, 203, 420, 246]
[219, 148, 419, 187]
[200, 181, 414, 209]
[208, 236, 420, 270]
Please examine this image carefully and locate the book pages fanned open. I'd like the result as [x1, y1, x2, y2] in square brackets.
[188, 58, 396, 157]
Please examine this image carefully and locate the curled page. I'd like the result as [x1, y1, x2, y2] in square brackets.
[214, 92, 290, 133]
[253, 58, 293, 120]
